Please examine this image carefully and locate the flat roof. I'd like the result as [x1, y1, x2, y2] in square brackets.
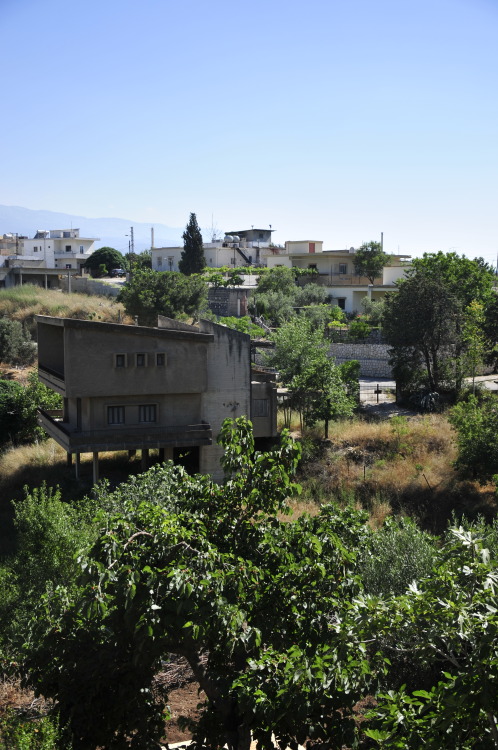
[35, 315, 214, 342]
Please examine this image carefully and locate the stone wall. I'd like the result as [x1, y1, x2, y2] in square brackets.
[330, 342, 392, 377]
[60, 277, 121, 297]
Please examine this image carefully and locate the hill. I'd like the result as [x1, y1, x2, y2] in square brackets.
[0, 204, 183, 253]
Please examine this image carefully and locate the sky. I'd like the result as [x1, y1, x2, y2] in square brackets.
[1, 0, 497, 263]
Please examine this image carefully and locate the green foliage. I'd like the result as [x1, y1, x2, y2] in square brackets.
[125, 250, 152, 271]
[23, 419, 381, 750]
[383, 252, 496, 394]
[255, 266, 296, 296]
[0, 318, 36, 365]
[249, 289, 296, 326]
[266, 317, 356, 435]
[83, 247, 125, 275]
[449, 394, 498, 481]
[361, 296, 386, 326]
[179, 212, 205, 275]
[362, 527, 498, 747]
[0, 371, 61, 448]
[0, 711, 69, 750]
[348, 317, 371, 341]
[294, 283, 329, 306]
[0, 485, 97, 657]
[117, 269, 208, 326]
[218, 316, 265, 337]
[353, 241, 390, 284]
[358, 517, 438, 596]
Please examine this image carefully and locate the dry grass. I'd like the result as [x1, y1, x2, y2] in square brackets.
[0, 284, 130, 337]
[295, 414, 498, 533]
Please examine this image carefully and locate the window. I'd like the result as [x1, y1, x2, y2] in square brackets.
[80, 245, 84, 253]
[157, 256, 162, 267]
[308, 263, 317, 271]
[65, 264, 71, 269]
[156, 352, 166, 366]
[65, 245, 71, 252]
[136, 353, 147, 367]
[339, 263, 347, 274]
[34, 246, 38, 252]
[168, 257, 174, 271]
[115, 354, 126, 368]
[253, 399, 269, 417]
[337, 298, 346, 310]
[108, 405, 125, 424]
[139, 404, 157, 423]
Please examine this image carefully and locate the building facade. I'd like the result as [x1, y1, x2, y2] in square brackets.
[36, 315, 277, 483]
[265, 242, 411, 313]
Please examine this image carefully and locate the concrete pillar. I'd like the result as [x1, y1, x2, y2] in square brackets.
[66, 452, 72, 467]
[44, 274, 48, 289]
[141, 448, 149, 472]
[128, 449, 136, 459]
[75, 453, 81, 480]
[92, 452, 99, 484]
[158, 446, 173, 463]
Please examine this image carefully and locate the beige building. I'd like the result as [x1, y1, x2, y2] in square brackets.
[265, 242, 411, 313]
[36, 315, 277, 483]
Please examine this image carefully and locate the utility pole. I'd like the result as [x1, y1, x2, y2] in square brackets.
[130, 226, 134, 255]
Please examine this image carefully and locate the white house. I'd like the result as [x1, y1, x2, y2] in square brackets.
[265, 242, 411, 314]
[151, 229, 275, 273]
[22, 228, 99, 271]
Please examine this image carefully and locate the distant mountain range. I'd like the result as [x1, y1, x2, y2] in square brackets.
[0, 205, 184, 253]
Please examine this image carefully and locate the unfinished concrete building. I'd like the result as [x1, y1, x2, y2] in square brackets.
[36, 315, 277, 483]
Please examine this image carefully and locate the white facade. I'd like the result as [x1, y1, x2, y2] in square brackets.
[266, 241, 411, 314]
[22, 229, 98, 270]
[152, 234, 262, 273]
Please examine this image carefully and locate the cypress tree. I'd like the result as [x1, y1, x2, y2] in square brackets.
[179, 212, 205, 275]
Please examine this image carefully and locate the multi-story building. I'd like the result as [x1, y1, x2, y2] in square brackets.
[22, 228, 99, 270]
[36, 315, 277, 483]
[265, 241, 411, 313]
[151, 229, 275, 272]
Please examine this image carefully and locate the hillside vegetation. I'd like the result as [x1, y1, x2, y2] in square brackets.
[0, 285, 129, 337]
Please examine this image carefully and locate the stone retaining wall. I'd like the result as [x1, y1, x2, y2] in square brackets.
[330, 343, 392, 377]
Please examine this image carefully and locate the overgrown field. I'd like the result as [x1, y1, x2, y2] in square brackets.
[295, 413, 497, 533]
[0, 285, 129, 338]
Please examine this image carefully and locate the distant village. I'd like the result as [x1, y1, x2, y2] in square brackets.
[0, 226, 411, 315]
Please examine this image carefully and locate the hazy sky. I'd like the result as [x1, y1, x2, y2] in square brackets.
[1, 0, 497, 263]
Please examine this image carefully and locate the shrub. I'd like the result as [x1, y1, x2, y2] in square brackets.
[0, 318, 36, 366]
[358, 516, 438, 596]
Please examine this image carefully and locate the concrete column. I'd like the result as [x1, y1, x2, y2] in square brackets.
[75, 453, 81, 480]
[128, 449, 136, 459]
[141, 448, 149, 472]
[66, 452, 72, 467]
[92, 452, 99, 484]
[44, 274, 48, 289]
[158, 446, 173, 463]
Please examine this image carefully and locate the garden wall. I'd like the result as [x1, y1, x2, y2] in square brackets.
[60, 277, 121, 297]
[329, 342, 392, 377]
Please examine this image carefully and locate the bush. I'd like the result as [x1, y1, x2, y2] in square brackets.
[348, 317, 371, 341]
[358, 516, 438, 596]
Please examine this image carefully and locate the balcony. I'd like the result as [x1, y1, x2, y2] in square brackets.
[37, 409, 212, 453]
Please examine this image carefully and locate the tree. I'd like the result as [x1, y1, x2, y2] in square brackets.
[266, 317, 356, 435]
[382, 252, 496, 394]
[448, 394, 498, 481]
[117, 269, 208, 326]
[0, 371, 62, 448]
[84, 247, 126, 276]
[24, 419, 377, 750]
[179, 212, 205, 275]
[0, 317, 36, 365]
[353, 241, 390, 284]
[124, 250, 152, 272]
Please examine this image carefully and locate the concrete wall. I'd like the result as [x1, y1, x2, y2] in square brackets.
[198, 320, 251, 481]
[330, 342, 392, 377]
[60, 276, 121, 297]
